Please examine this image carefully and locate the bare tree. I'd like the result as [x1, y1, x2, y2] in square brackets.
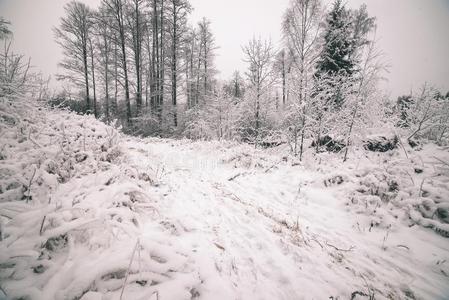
[149, 0, 166, 125]
[282, 0, 322, 158]
[94, 6, 113, 123]
[242, 36, 274, 146]
[127, 0, 145, 115]
[54, 1, 93, 112]
[103, 0, 132, 125]
[0, 39, 31, 98]
[342, 32, 386, 162]
[88, 37, 98, 117]
[197, 18, 216, 103]
[167, 0, 191, 126]
[184, 27, 197, 108]
[402, 84, 449, 145]
[273, 49, 291, 108]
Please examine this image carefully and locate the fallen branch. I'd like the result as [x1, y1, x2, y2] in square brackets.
[228, 172, 246, 181]
[39, 215, 46, 235]
[325, 241, 355, 252]
[396, 244, 410, 250]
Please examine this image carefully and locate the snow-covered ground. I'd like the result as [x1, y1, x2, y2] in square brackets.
[1, 106, 448, 300]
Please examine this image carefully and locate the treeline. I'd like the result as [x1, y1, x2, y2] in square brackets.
[53, 0, 216, 134]
[53, 0, 449, 159]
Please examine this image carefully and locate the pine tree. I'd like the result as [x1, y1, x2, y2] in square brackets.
[316, 0, 353, 79]
[315, 0, 375, 108]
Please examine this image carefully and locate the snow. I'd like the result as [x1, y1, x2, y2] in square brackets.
[1, 106, 449, 299]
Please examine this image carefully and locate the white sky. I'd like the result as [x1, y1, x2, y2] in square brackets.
[1, 0, 448, 97]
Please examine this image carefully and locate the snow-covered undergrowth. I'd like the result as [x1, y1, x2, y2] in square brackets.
[318, 144, 449, 238]
[0, 100, 200, 300]
[1, 99, 449, 299]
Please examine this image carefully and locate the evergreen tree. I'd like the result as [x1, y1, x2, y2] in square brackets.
[315, 0, 375, 108]
[316, 0, 353, 79]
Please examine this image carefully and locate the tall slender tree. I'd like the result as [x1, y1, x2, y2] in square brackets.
[103, 0, 132, 125]
[242, 36, 273, 146]
[197, 18, 216, 103]
[167, 0, 191, 126]
[282, 0, 322, 158]
[54, 1, 93, 112]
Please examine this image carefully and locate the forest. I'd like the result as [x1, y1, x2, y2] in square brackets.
[0, 0, 449, 299]
[47, 0, 449, 154]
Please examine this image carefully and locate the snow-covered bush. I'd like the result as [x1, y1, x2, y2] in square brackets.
[397, 84, 449, 145]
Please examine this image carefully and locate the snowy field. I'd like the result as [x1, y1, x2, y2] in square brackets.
[1, 107, 449, 300]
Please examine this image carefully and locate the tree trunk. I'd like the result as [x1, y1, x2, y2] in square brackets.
[103, 33, 110, 124]
[343, 107, 358, 162]
[171, 0, 177, 126]
[121, 32, 131, 125]
[195, 43, 202, 106]
[282, 50, 286, 108]
[299, 109, 306, 161]
[134, 0, 142, 115]
[151, 0, 158, 113]
[82, 37, 90, 112]
[117, 1, 131, 125]
[159, 0, 165, 125]
[255, 83, 260, 147]
[114, 42, 118, 114]
[89, 38, 97, 118]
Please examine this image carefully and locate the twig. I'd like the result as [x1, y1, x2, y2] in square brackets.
[310, 237, 323, 249]
[325, 241, 355, 252]
[120, 239, 139, 300]
[228, 172, 243, 181]
[39, 215, 46, 235]
[26, 167, 37, 203]
[419, 178, 426, 197]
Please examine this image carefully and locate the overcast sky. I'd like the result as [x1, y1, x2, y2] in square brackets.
[1, 0, 448, 97]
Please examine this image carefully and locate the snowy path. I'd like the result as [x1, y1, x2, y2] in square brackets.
[124, 138, 449, 300]
[2, 111, 448, 300]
